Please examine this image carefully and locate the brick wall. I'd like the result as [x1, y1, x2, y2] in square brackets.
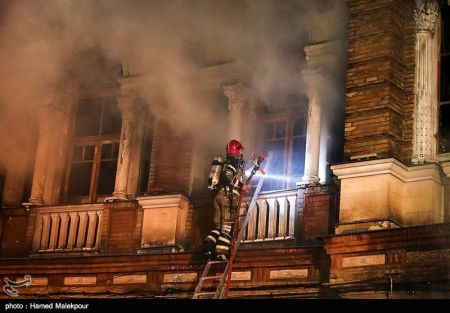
[322, 223, 450, 296]
[148, 120, 193, 195]
[401, 0, 416, 162]
[0, 223, 448, 298]
[0, 246, 329, 298]
[296, 185, 339, 243]
[0, 209, 29, 257]
[345, 0, 415, 162]
[105, 201, 139, 254]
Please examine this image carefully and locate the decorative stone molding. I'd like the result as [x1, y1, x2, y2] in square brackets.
[113, 274, 147, 285]
[414, 0, 439, 34]
[441, 161, 450, 177]
[332, 158, 442, 183]
[304, 40, 342, 69]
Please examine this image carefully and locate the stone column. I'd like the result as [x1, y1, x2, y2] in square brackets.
[299, 40, 343, 186]
[112, 96, 136, 200]
[300, 73, 321, 185]
[223, 83, 249, 142]
[28, 108, 55, 205]
[412, 0, 439, 164]
[241, 93, 257, 157]
[126, 103, 146, 198]
[28, 88, 76, 205]
[43, 109, 72, 204]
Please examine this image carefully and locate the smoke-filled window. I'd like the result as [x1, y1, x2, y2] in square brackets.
[66, 96, 122, 203]
[440, 5, 450, 153]
[260, 115, 306, 192]
[74, 97, 121, 137]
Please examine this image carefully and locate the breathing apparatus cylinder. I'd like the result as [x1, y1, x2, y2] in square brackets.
[208, 155, 224, 190]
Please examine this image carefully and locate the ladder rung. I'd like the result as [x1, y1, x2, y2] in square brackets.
[201, 275, 222, 281]
[207, 260, 228, 265]
[193, 292, 216, 298]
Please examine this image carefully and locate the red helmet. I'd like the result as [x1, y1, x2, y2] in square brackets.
[226, 139, 244, 156]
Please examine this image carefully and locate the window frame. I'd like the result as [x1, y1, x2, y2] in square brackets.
[64, 94, 122, 204]
[256, 111, 307, 191]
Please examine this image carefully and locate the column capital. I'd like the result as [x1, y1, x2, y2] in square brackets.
[223, 83, 248, 110]
[223, 83, 254, 113]
[117, 96, 139, 123]
[116, 96, 135, 110]
[414, 0, 439, 34]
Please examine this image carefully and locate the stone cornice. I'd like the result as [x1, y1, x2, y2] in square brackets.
[331, 158, 442, 184]
[31, 203, 105, 215]
[137, 194, 189, 209]
[197, 60, 249, 91]
[304, 40, 343, 66]
[440, 161, 450, 177]
[118, 61, 249, 93]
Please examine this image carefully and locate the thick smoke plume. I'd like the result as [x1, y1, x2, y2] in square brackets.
[0, 0, 347, 185]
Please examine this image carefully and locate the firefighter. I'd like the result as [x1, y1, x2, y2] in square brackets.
[201, 139, 247, 261]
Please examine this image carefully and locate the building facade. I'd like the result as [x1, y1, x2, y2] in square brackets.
[0, 0, 449, 299]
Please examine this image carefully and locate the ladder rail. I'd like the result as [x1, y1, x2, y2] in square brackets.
[220, 151, 273, 299]
[192, 151, 272, 299]
[192, 260, 227, 299]
[192, 261, 212, 297]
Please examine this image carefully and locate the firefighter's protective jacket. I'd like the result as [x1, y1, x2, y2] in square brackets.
[219, 154, 245, 196]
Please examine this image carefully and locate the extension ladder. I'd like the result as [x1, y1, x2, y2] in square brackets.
[192, 151, 273, 299]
